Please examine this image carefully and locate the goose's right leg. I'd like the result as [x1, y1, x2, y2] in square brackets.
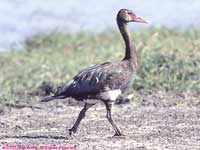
[103, 100, 124, 136]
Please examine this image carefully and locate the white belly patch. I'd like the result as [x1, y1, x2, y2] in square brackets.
[84, 99, 99, 104]
[100, 89, 122, 101]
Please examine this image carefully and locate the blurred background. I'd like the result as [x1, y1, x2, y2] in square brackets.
[0, 0, 200, 50]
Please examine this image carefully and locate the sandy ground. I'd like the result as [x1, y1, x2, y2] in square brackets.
[0, 91, 200, 150]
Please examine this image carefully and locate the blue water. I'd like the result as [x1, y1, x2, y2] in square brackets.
[0, 0, 200, 50]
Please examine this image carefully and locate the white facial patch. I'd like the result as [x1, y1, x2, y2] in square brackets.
[100, 89, 122, 101]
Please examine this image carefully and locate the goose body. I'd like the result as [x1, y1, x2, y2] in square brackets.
[44, 61, 136, 102]
[41, 9, 148, 136]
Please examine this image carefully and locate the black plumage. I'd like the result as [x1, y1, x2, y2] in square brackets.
[41, 9, 148, 136]
[42, 61, 135, 102]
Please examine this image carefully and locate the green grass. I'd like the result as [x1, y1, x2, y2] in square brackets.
[0, 28, 200, 103]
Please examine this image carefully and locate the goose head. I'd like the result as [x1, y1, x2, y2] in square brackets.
[117, 9, 149, 24]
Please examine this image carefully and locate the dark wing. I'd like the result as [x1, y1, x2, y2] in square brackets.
[54, 62, 126, 97]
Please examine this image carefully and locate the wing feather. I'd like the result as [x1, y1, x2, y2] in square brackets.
[54, 62, 113, 96]
[54, 61, 133, 97]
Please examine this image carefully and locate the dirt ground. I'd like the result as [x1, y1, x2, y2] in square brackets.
[0, 91, 200, 150]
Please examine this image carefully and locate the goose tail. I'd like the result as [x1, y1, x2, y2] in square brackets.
[41, 96, 56, 102]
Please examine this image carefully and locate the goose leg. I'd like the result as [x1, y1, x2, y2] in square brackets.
[103, 101, 124, 136]
[69, 103, 94, 136]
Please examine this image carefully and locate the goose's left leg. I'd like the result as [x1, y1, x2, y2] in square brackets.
[69, 103, 94, 136]
[103, 100, 124, 136]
